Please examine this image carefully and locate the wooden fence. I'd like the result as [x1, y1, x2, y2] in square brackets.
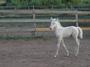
[0, 9, 90, 37]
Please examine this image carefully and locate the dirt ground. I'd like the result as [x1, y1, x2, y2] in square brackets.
[0, 38, 90, 67]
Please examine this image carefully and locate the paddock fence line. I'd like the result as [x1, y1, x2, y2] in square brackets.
[0, 9, 90, 37]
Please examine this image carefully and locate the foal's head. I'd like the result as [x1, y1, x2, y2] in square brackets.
[49, 17, 61, 30]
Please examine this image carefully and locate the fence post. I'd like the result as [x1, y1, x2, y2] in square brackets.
[75, 11, 79, 27]
[33, 5, 35, 19]
[32, 5, 36, 37]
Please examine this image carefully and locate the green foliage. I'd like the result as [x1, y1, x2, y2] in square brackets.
[71, 0, 81, 5]
[30, 0, 42, 6]
[30, 0, 63, 7]
[10, 0, 30, 8]
[0, 0, 6, 5]
[10, 0, 90, 8]
[10, 0, 63, 7]
[54, 0, 62, 5]
[62, 0, 81, 5]
[81, 0, 90, 4]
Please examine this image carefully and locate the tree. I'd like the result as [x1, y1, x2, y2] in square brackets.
[10, 0, 86, 8]
[41, 0, 62, 7]
[62, 0, 82, 8]
[30, 0, 42, 6]
[10, 0, 31, 8]
[81, 0, 90, 4]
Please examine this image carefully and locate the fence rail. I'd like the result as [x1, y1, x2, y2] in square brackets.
[0, 9, 90, 14]
[0, 19, 78, 23]
[0, 18, 90, 23]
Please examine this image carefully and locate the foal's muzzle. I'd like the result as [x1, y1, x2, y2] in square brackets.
[49, 27, 52, 30]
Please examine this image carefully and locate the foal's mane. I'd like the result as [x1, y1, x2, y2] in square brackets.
[55, 18, 62, 27]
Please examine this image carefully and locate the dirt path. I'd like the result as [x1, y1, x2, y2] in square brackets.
[0, 38, 89, 67]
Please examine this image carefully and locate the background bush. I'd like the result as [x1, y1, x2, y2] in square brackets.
[1, 0, 90, 8]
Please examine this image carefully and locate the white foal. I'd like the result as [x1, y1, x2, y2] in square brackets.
[49, 18, 83, 57]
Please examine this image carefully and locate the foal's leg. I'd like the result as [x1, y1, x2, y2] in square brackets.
[62, 39, 69, 56]
[54, 38, 61, 57]
[75, 37, 80, 56]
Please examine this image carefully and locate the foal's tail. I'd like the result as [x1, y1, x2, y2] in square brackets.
[78, 27, 83, 39]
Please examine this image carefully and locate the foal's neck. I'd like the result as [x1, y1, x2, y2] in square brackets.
[54, 21, 63, 31]
[56, 23, 63, 29]
[54, 24, 63, 32]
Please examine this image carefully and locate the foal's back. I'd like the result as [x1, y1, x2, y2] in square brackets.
[62, 26, 78, 38]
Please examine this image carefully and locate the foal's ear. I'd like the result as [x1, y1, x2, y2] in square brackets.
[56, 18, 59, 20]
[50, 17, 53, 20]
[56, 18, 59, 22]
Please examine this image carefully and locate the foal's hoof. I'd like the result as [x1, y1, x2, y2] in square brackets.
[75, 54, 78, 56]
[75, 53, 78, 56]
[54, 55, 57, 58]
